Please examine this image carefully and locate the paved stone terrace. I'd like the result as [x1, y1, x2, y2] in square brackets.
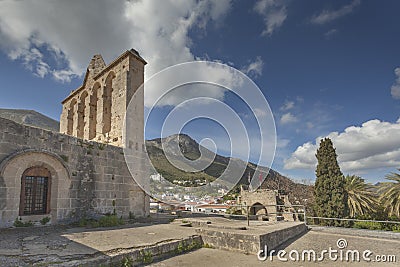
[0, 217, 303, 266]
[151, 227, 400, 267]
[1, 217, 398, 266]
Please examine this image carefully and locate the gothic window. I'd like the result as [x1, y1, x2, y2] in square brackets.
[103, 72, 115, 134]
[77, 91, 88, 138]
[89, 83, 100, 139]
[67, 99, 77, 135]
[19, 167, 51, 215]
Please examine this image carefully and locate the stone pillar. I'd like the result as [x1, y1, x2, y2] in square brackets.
[83, 92, 92, 140]
[96, 85, 105, 141]
[59, 106, 68, 133]
[72, 99, 79, 137]
[87, 93, 97, 140]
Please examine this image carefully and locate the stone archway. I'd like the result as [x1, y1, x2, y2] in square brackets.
[0, 150, 70, 227]
[249, 202, 268, 216]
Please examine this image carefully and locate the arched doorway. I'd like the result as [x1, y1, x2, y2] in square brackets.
[0, 150, 70, 226]
[19, 167, 51, 215]
[249, 202, 268, 216]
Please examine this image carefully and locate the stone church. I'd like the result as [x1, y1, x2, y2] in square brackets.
[0, 49, 149, 227]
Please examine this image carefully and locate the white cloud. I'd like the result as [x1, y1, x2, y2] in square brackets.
[280, 112, 298, 124]
[254, 0, 287, 36]
[324, 28, 338, 39]
[311, 0, 360, 25]
[0, 0, 232, 85]
[241, 56, 264, 78]
[253, 108, 268, 118]
[277, 138, 290, 149]
[390, 67, 400, 99]
[280, 100, 295, 111]
[144, 61, 245, 107]
[284, 118, 400, 173]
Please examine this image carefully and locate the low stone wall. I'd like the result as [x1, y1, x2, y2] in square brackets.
[259, 223, 307, 251]
[34, 235, 203, 266]
[196, 222, 308, 254]
[0, 117, 149, 227]
[196, 228, 259, 254]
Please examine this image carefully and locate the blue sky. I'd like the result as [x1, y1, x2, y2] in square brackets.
[0, 0, 399, 183]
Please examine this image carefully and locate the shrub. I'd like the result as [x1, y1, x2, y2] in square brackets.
[77, 214, 124, 228]
[40, 217, 50, 225]
[98, 214, 124, 227]
[120, 256, 134, 267]
[138, 250, 153, 264]
[14, 218, 33, 227]
[353, 221, 382, 230]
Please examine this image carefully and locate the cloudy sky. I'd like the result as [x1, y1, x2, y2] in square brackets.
[0, 0, 399, 183]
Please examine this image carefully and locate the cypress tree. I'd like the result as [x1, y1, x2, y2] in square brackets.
[314, 138, 348, 226]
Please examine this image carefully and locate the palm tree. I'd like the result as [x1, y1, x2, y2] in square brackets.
[379, 170, 400, 218]
[345, 175, 377, 218]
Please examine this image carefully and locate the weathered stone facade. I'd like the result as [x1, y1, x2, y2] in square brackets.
[0, 49, 149, 227]
[60, 49, 146, 147]
[239, 185, 294, 221]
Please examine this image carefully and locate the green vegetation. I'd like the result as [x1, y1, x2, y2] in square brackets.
[120, 256, 134, 267]
[175, 240, 202, 254]
[345, 175, 377, 217]
[314, 138, 348, 226]
[40, 216, 51, 225]
[14, 218, 33, 227]
[148, 144, 215, 185]
[138, 250, 153, 264]
[145, 134, 315, 203]
[97, 143, 106, 150]
[59, 154, 69, 162]
[225, 206, 243, 215]
[378, 170, 400, 218]
[78, 214, 124, 228]
[128, 211, 135, 221]
[310, 139, 400, 232]
[353, 218, 400, 232]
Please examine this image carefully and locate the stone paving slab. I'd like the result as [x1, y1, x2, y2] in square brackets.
[0, 222, 199, 266]
[0, 217, 307, 266]
[150, 227, 400, 267]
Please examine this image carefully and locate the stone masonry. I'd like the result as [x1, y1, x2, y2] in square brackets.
[60, 49, 146, 147]
[0, 49, 149, 227]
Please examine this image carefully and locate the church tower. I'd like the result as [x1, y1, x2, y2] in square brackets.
[60, 49, 146, 147]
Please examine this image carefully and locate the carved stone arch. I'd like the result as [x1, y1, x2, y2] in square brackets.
[0, 150, 71, 226]
[77, 91, 89, 138]
[89, 82, 101, 140]
[67, 98, 77, 135]
[102, 71, 116, 135]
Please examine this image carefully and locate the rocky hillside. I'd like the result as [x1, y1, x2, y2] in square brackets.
[0, 108, 59, 132]
[146, 134, 314, 204]
[0, 108, 313, 204]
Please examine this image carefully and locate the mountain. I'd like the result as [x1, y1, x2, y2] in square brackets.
[0, 108, 313, 204]
[0, 108, 59, 132]
[145, 134, 314, 204]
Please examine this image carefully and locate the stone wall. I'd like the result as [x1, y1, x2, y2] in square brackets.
[59, 49, 145, 147]
[240, 188, 278, 217]
[0, 117, 149, 227]
[196, 223, 307, 255]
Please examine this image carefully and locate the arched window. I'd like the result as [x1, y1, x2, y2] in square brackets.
[77, 92, 88, 138]
[89, 83, 100, 139]
[19, 167, 51, 215]
[102, 72, 115, 134]
[67, 99, 77, 135]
